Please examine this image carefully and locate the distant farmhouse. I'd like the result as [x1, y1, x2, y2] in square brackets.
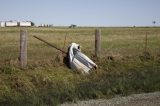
[0, 21, 34, 27]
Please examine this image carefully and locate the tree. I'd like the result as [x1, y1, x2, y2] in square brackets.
[31, 21, 35, 26]
[152, 21, 156, 26]
[69, 24, 77, 28]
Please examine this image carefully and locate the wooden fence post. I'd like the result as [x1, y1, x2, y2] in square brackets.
[95, 29, 101, 58]
[20, 30, 27, 67]
[145, 32, 148, 52]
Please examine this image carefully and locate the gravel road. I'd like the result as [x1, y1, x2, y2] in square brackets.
[60, 92, 160, 106]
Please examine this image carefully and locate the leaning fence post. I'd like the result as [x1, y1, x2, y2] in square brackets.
[95, 28, 101, 58]
[20, 30, 27, 67]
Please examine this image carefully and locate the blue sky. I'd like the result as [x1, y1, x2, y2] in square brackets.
[0, 0, 160, 26]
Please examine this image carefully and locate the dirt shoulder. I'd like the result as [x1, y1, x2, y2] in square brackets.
[60, 92, 160, 106]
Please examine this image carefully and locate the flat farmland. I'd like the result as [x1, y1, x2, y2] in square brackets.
[0, 27, 160, 64]
[0, 27, 160, 105]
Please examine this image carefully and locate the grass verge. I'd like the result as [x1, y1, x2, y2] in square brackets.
[0, 54, 160, 106]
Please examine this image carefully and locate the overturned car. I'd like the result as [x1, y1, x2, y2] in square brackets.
[67, 43, 97, 74]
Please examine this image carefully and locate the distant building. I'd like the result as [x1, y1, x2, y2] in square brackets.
[0, 21, 6, 27]
[0, 20, 34, 27]
[40, 24, 45, 27]
[39, 24, 49, 27]
[19, 21, 32, 27]
[6, 21, 18, 27]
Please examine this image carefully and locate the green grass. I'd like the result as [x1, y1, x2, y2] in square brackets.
[0, 27, 160, 105]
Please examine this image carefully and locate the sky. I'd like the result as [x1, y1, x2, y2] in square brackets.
[0, 0, 160, 26]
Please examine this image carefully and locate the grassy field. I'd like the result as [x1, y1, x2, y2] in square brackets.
[0, 27, 160, 105]
[0, 27, 160, 63]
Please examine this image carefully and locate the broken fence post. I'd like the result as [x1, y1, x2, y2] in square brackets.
[95, 28, 101, 58]
[20, 29, 27, 68]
